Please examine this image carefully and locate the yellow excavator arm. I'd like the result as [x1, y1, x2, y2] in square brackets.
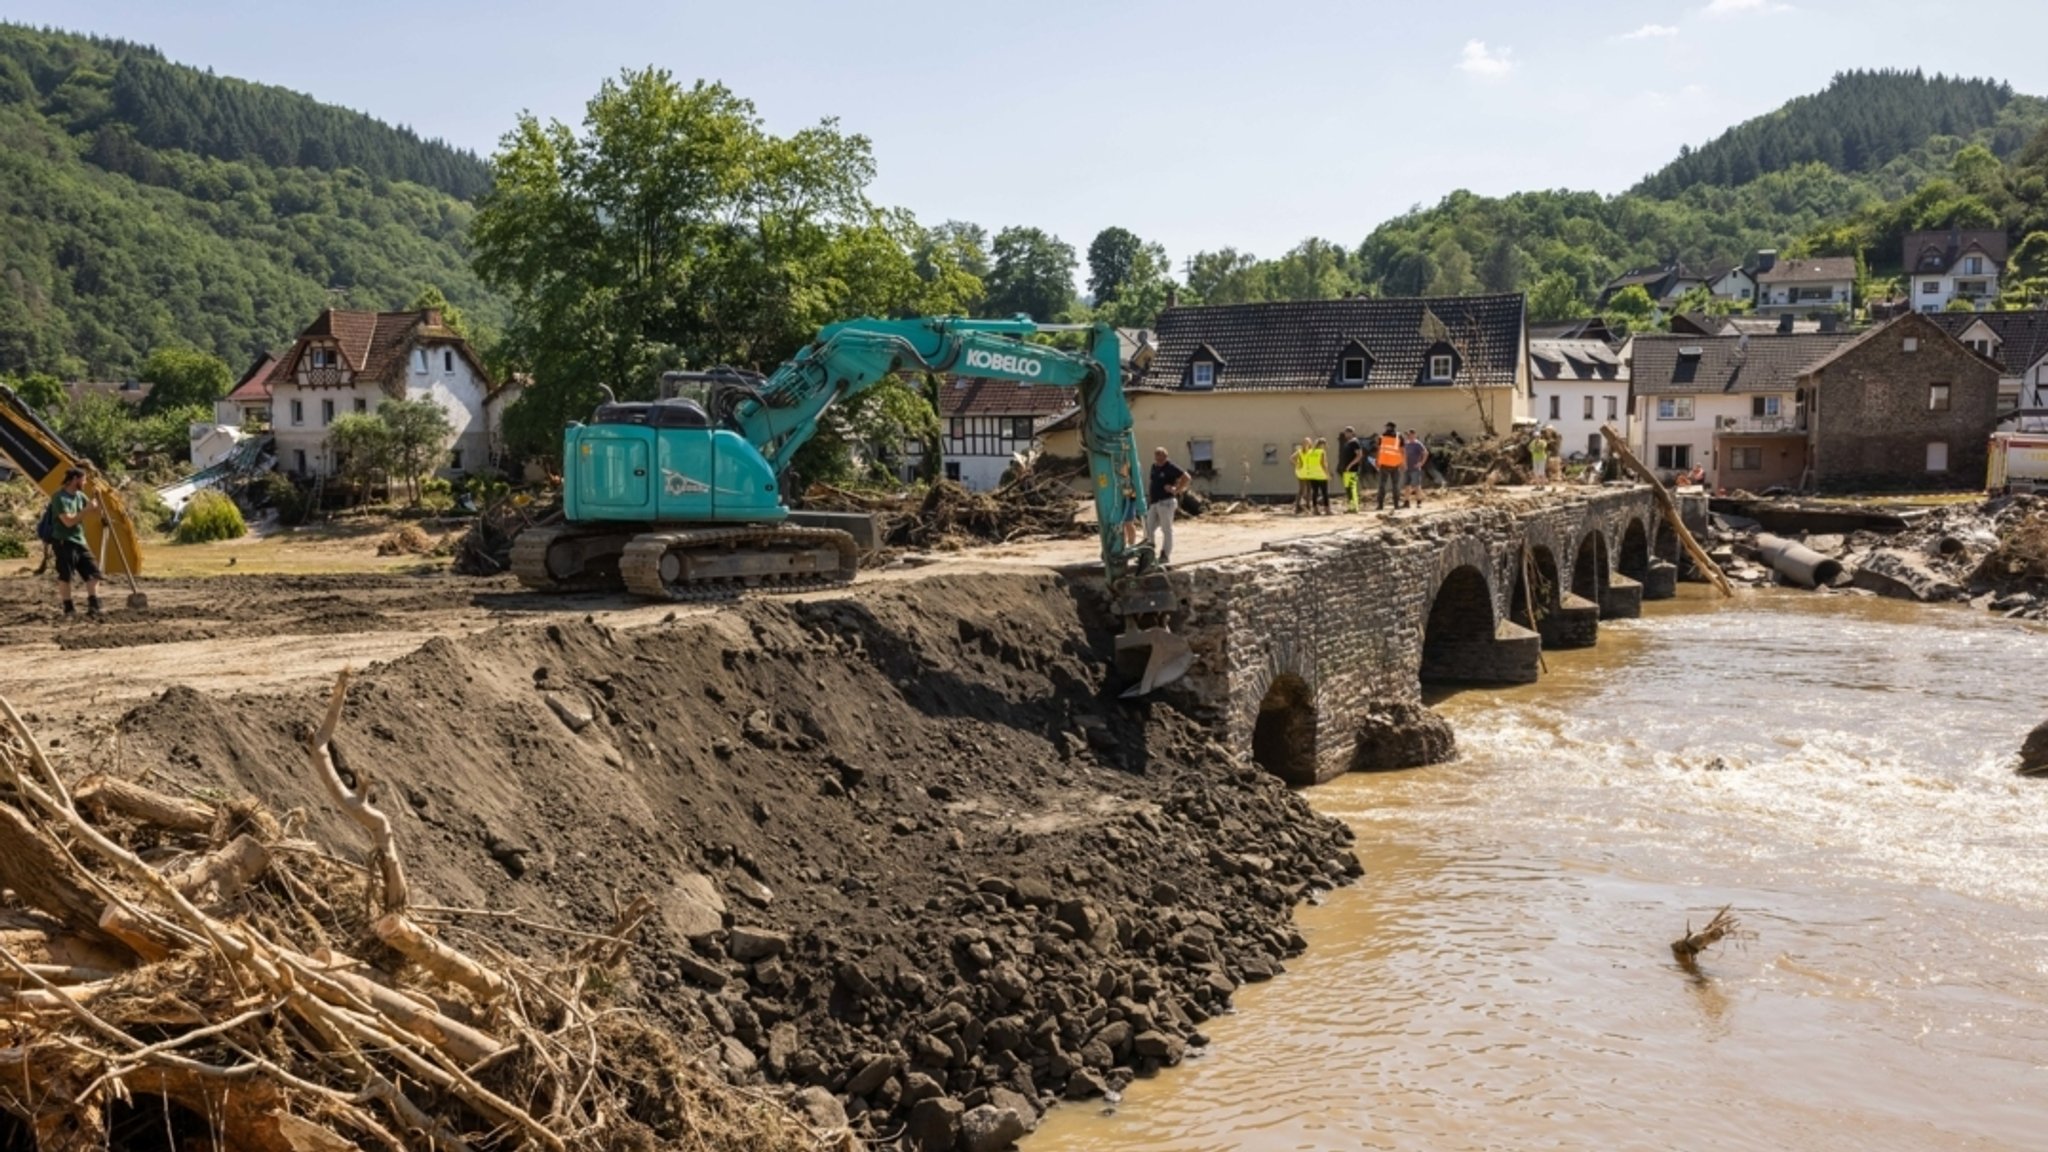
[0, 383, 146, 581]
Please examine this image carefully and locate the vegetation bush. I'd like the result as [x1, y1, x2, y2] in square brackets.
[0, 528, 25, 559]
[259, 473, 306, 523]
[418, 476, 455, 514]
[174, 489, 246, 543]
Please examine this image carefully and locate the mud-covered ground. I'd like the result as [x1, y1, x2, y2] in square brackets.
[6, 567, 1358, 1149]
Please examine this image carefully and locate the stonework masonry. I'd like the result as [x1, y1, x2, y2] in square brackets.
[1160, 487, 1663, 785]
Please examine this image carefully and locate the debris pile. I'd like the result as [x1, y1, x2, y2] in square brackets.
[804, 468, 1088, 554]
[0, 681, 819, 1151]
[375, 524, 434, 556]
[1704, 494, 2048, 618]
[453, 491, 561, 576]
[1437, 427, 1553, 487]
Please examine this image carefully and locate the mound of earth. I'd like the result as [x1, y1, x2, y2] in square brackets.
[111, 572, 1356, 1147]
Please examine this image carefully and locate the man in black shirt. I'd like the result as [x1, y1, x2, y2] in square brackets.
[1145, 447, 1191, 565]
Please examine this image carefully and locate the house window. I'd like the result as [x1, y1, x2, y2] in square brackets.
[444, 350, 454, 372]
[1188, 437, 1215, 477]
[414, 349, 428, 373]
[320, 399, 335, 425]
[1965, 257, 1983, 275]
[293, 449, 307, 473]
[290, 399, 304, 425]
[1008, 417, 1034, 441]
[1582, 395, 1595, 420]
[1548, 395, 1560, 420]
[1752, 395, 1780, 418]
[1921, 282, 1939, 296]
[1189, 361, 1215, 390]
[353, 397, 368, 414]
[948, 418, 965, 442]
[1588, 433, 1602, 457]
[1929, 384, 1951, 412]
[1926, 441, 1949, 472]
[449, 449, 463, 471]
[1729, 447, 1764, 470]
[1656, 398, 1694, 420]
[1606, 396, 1619, 420]
[310, 347, 336, 368]
[1429, 354, 1454, 382]
[1340, 356, 1366, 385]
[1903, 337, 1919, 353]
[1656, 444, 1691, 470]
[944, 461, 961, 481]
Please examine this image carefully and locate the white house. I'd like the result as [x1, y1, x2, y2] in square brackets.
[1629, 331, 1856, 489]
[1528, 337, 1630, 461]
[1755, 256, 1856, 316]
[1929, 310, 2048, 415]
[214, 354, 277, 428]
[254, 308, 495, 479]
[1907, 228, 2007, 313]
[1705, 264, 1757, 306]
[900, 376, 1075, 490]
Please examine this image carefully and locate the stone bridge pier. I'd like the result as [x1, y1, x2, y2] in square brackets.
[1165, 488, 1665, 786]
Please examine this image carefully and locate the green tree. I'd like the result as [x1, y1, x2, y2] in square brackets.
[1092, 237, 1176, 329]
[910, 220, 989, 316]
[1423, 237, 1480, 296]
[15, 372, 66, 411]
[49, 392, 134, 471]
[473, 69, 888, 461]
[1086, 226, 1144, 305]
[377, 398, 453, 505]
[1602, 284, 1659, 336]
[408, 285, 471, 341]
[328, 412, 393, 502]
[137, 346, 232, 414]
[1184, 248, 1266, 306]
[1525, 272, 1585, 322]
[983, 227, 1077, 321]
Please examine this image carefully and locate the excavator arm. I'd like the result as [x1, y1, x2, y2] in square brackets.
[0, 384, 148, 585]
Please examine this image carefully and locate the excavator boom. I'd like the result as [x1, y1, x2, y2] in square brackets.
[0, 384, 148, 595]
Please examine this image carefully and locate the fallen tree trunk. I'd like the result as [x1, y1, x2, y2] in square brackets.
[73, 773, 213, 834]
[1600, 424, 1732, 597]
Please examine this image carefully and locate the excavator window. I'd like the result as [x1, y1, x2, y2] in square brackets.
[592, 400, 711, 429]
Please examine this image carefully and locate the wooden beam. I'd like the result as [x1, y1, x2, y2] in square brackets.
[1599, 424, 1732, 597]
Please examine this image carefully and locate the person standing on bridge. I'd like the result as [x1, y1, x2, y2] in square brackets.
[1402, 429, 1430, 508]
[1291, 437, 1313, 515]
[1306, 438, 1331, 514]
[1337, 427, 1364, 513]
[46, 468, 103, 619]
[1145, 446, 1191, 565]
[1374, 422, 1405, 510]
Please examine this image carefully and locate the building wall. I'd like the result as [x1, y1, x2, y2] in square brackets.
[1709, 270, 1755, 303]
[1531, 380, 1629, 460]
[1808, 320, 2002, 490]
[1714, 434, 1806, 491]
[1914, 266, 2001, 313]
[1044, 387, 1523, 499]
[1757, 278, 1853, 314]
[270, 346, 489, 478]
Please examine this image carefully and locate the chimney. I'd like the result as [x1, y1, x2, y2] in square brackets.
[1778, 312, 1796, 334]
[1818, 312, 1840, 334]
[1166, 285, 1179, 309]
[423, 308, 444, 328]
[1754, 249, 1778, 275]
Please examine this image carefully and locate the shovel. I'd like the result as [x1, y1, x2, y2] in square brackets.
[1115, 627, 1192, 699]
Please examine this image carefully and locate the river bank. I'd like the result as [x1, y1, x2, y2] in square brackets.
[85, 571, 1356, 1149]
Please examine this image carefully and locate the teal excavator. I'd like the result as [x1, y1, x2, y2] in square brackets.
[511, 316, 1191, 694]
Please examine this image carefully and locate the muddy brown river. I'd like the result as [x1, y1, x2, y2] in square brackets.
[1031, 588, 2047, 1151]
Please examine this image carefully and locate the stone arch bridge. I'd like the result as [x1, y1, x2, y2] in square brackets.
[1162, 487, 1673, 786]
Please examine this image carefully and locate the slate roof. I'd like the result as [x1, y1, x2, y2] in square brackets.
[1756, 257, 1856, 285]
[1596, 264, 1700, 307]
[1926, 309, 2048, 373]
[936, 377, 1076, 419]
[260, 309, 490, 399]
[1529, 338, 1627, 383]
[1630, 332, 1857, 396]
[1134, 294, 1525, 393]
[1904, 229, 2009, 275]
[1528, 316, 1617, 342]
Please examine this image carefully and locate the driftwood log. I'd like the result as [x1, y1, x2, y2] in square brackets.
[1600, 424, 1733, 596]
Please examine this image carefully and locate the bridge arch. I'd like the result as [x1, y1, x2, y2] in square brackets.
[1571, 529, 1610, 604]
[1619, 517, 1651, 581]
[1251, 674, 1318, 786]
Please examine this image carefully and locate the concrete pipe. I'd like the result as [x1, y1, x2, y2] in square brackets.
[1755, 533, 1844, 589]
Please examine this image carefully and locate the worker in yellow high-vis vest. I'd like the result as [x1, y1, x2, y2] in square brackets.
[1291, 436, 1313, 514]
[1304, 437, 1331, 514]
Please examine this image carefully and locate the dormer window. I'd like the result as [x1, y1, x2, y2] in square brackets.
[1429, 353, 1454, 382]
[1190, 361, 1215, 390]
[1342, 357, 1365, 383]
[1333, 340, 1373, 388]
[309, 347, 337, 369]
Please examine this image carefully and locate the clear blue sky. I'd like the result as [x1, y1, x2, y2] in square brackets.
[7, 0, 2047, 272]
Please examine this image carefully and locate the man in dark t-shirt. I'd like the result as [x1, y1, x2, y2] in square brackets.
[1145, 447, 1191, 564]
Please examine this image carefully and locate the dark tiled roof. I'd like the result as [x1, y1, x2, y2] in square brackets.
[1596, 265, 1700, 307]
[1925, 310, 2048, 373]
[1756, 257, 1856, 285]
[1799, 312, 2000, 380]
[1630, 332, 1856, 396]
[936, 377, 1076, 418]
[1904, 229, 2009, 275]
[1528, 316, 1616, 342]
[1135, 294, 1525, 392]
[1529, 338, 1627, 382]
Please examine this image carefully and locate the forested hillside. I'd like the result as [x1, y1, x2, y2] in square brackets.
[0, 25, 502, 379]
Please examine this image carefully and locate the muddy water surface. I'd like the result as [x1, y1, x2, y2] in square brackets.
[1030, 589, 2048, 1151]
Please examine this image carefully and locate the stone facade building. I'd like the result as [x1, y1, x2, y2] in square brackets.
[1800, 313, 2001, 491]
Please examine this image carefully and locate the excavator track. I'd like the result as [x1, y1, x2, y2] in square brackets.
[620, 525, 859, 602]
[510, 525, 632, 593]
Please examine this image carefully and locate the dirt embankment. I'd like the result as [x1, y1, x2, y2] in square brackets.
[106, 573, 1357, 1148]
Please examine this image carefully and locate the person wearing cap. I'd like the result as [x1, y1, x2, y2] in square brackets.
[47, 468, 103, 618]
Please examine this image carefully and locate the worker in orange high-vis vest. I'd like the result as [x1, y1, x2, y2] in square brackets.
[1373, 421, 1405, 510]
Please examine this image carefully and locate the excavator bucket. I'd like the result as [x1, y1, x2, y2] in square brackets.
[1115, 626, 1192, 699]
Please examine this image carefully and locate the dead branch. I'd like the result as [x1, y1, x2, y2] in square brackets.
[309, 668, 409, 913]
[1672, 905, 1749, 971]
[72, 773, 214, 834]
[371, 912, 505, 1004]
